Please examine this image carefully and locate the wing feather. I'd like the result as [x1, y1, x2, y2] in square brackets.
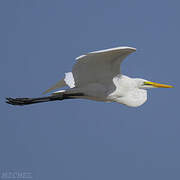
[72, 46, 136, 87]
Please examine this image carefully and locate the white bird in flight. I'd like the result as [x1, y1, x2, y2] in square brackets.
[6, 46, 173, 107]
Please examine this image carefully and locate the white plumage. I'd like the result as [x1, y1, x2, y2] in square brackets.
[6, 46, 173, 107]
[48, 47, 136, 90]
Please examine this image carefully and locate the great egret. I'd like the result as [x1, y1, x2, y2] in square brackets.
[6, 46, 173, 107]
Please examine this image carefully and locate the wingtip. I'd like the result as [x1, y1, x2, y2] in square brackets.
[89, 46, 137, 54]
[42, 79, 67, 95]
[121, 46, 136, 51]
[131, 47, 136, 51]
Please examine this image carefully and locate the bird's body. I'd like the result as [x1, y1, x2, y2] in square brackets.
[6, 46, 173, 107]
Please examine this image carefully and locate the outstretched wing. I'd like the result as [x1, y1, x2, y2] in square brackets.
[72, 46, 136, 87]
[43, 46, 136, 94]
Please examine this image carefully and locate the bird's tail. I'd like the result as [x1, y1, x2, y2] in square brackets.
[6, 93, 84, 106]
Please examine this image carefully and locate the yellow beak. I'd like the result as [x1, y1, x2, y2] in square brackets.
[144, 81, 174, 88]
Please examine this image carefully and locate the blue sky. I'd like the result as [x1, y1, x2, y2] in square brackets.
[1, 0, 180, 179]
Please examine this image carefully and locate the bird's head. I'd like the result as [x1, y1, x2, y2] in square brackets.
[134, 78, 174, 89]
[112, 76, 173, 107]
